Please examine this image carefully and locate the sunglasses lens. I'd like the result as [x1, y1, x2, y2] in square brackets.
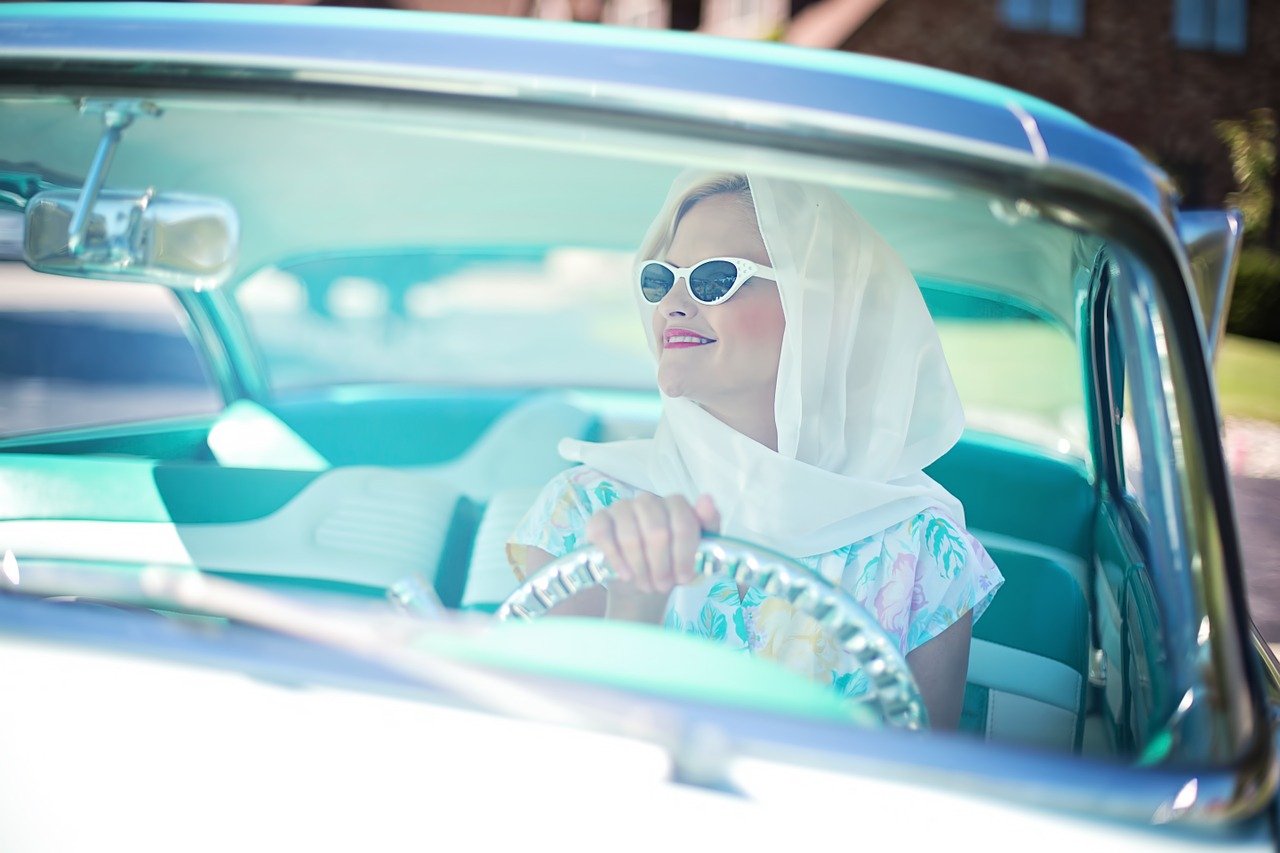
[689, 260, 739, 303]
[640, 263, 675, 303]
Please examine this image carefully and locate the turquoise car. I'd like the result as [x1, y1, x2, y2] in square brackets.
[0, 4, 1274, 849]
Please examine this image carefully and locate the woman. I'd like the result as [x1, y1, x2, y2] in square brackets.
[508, 172, 1002, 729]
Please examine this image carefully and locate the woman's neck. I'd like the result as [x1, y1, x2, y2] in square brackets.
[699, 391, 779, 452]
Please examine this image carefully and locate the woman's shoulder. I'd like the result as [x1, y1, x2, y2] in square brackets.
[507, 465, 645, 571]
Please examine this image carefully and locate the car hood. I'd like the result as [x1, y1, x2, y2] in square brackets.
[0, 635, 1234, 852]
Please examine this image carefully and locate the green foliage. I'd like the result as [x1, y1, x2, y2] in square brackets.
[1227, 247, 1280, 343]
[1214, 109, 1276, 241]
[1217, 334, 1280, 423]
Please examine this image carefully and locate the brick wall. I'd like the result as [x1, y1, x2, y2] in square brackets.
[840, 0, 1280, 209]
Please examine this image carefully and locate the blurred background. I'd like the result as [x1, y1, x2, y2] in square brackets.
[4, 0, 1279, 635]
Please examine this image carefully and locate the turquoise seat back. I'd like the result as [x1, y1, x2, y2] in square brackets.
[928, 432, 1095, 750]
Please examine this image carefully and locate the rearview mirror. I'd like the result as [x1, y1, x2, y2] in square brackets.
[24, 188, 238, 290]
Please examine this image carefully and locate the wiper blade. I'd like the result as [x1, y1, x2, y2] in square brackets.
[2, 551, 794, 792]
[0, 551, 588, 728]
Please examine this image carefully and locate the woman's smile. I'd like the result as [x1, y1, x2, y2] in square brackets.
[663, 327, 717, 348]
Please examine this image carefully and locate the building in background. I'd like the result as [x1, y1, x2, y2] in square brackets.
[579, 0, 1279, 214]
[816, 0, 1278, 213]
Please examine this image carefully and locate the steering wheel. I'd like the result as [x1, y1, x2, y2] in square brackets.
[497, 535, 928, 730]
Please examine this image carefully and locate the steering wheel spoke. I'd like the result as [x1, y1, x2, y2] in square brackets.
[497, 535, 928, 730]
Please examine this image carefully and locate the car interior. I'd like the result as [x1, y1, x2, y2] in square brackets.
[0, 268, 1154, 760]
[0, 92, 1178, 764]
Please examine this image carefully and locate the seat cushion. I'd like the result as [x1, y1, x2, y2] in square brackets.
[962, 640, 1084, 751]
[461, 487, 542, 611]
[0, 460, 463, 591]
[963, 542, 1090, 750]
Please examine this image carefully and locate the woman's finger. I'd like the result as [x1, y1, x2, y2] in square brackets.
[632, 493, 674, 592]
[609, 504, 653, 594]
[694, 494, 721, 534]
[666, 494, 701, 585]
[585, 509, 631, 584]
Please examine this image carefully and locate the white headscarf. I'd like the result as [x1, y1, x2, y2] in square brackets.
[560, 171, 967, 558]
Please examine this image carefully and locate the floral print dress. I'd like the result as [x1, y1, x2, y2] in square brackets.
[507, 466, 1004, 700]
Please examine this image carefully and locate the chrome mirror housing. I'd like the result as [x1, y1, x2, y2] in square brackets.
[23, 188, 239, 290]
[1176, 208, 1244, 360]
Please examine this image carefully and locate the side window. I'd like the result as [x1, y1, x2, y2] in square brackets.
[1102, 261, 1174, 534]
[1103, 287, 1152, 519]
[1094, 260, 1176, 755]
[0, 264, 222, 437]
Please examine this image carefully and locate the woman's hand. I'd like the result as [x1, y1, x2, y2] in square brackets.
[585, 493, 720, 599]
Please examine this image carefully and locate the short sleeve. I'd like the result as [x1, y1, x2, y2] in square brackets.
[902, 510, 1004, 653]
[505, 466, 632, 581]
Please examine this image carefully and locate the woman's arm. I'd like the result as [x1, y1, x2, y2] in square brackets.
[904, 609, 972, 731]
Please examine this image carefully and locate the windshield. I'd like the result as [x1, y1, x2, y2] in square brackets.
[0, 85, 1199, 777]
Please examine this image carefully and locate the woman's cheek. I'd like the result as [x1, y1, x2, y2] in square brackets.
[724, 292, 785, 354]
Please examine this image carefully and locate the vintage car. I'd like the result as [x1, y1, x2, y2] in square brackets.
[0, 3, 1275, 850]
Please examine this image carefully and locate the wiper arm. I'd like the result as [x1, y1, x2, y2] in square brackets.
[2, 551, 769, 791]
[0, 552, 588, 728]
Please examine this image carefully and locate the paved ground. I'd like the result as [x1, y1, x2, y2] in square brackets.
[1235, 473, 1280, 641]
[1226, 418, 1280, 642]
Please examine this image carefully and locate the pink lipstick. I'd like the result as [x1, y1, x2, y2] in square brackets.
[663, 327, 716, 349]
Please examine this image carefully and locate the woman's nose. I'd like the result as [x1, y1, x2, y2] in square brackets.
[659, 276, 696, 316]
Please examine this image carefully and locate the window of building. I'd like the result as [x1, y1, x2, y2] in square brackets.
[1173, 0, 1247, 54]
[998, 0, 1085, 36]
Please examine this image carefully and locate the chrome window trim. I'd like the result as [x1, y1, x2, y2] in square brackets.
[1107, 240, 1274, 816]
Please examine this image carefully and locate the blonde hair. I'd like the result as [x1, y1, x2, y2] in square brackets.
[660, 174, 755, 253]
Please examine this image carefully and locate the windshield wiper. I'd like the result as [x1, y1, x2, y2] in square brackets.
[0, 550, 588, 728]
[1, 550, 816, 794]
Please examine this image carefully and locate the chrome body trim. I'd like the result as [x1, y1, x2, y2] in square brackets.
[1114, 240, 1274, 818]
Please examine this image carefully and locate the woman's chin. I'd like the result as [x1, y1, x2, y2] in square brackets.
[657, 372, 695, 401]
[657, 378, 684, 399]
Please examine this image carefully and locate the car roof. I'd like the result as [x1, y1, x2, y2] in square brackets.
[0, 2, 1168, 217]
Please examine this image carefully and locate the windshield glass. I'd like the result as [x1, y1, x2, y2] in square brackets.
[2, 87, 1189, 770]
[216, 105, 1086, 455]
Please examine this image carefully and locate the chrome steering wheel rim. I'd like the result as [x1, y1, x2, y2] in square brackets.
[496, 535, 928, 730]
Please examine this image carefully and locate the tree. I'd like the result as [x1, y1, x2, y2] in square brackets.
[1217, 109, 1280, 342]
[1215, 108, 1276, 245]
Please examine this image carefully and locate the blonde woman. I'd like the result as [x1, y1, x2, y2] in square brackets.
[508, 172, 1003, 729]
